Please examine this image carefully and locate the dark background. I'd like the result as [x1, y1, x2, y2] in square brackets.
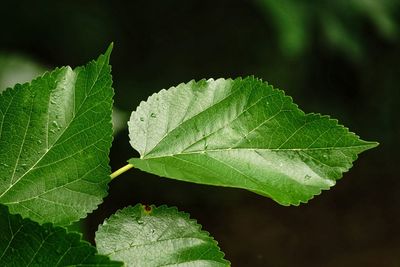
[1, 1, 399, 266]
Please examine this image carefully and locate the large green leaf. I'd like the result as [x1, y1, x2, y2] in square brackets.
[0, 45, 114, 225]
[128, 77, 377, 205]
[95, 204, 229, 267]
[0, 205, 122, 267]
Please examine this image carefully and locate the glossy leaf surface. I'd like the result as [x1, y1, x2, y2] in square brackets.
[0, 205, 121, 267]
[0, 46, 114, 225]
[128, 77, 377, 205]
[96, 204, 229, 267]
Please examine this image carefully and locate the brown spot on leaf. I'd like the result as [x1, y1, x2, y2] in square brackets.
[143, 204, 152, 214]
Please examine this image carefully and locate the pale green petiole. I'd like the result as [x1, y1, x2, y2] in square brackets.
[110, 164, 134, 179]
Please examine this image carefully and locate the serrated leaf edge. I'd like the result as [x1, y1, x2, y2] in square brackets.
[0, 204, 122, 266]
[96, 204, 230, 266]
[0, 46, 114, 225]
[128, 77, 378, 205]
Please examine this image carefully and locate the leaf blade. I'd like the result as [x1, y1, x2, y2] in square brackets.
[0, 45, 114, 225]
[128, 77, 378, 205]
[0, 204, 122, 267]
[95, 204, 229, 267]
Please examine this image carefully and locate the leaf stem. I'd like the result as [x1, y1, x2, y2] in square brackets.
[110, 164, 134, 179]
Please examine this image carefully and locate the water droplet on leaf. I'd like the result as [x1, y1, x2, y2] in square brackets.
[150, 113, 156, 118]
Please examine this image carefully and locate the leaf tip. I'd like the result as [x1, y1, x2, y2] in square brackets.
[359, 140, 379, 152]
[368, 141, 379, 148]
[102, 42, 114, 63]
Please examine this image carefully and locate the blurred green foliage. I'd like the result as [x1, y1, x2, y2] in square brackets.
[0, 53, 45, 91]
[256, 0, 399, 59]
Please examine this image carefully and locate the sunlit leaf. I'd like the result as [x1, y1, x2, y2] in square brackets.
[128, 77, 377, 205]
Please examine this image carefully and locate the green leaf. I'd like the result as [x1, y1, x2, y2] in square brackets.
[0, 45, 114, 225]
[0, 205, 122, 267]
[128, 77, 378, 205]
[95, 204, 229, 267]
